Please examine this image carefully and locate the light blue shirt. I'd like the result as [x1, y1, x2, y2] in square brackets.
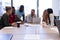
[16, 10, 24, 17]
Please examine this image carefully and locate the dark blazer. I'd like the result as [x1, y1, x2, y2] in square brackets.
[0, 13, 21, 27]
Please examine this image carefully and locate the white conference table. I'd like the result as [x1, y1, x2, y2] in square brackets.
[0, 23, 60, 40]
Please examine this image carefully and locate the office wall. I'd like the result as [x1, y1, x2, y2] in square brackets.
[52, 0, 59, 16]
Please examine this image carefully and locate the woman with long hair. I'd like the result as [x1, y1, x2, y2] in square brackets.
[43, 10, 49, 24]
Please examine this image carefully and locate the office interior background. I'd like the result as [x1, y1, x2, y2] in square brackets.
[0, 0, 60, 40]
[0, 0, 60, 18]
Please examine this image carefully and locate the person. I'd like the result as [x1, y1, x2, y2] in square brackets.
[47, 8, 54, 26]
[42, 10, 49, 24]
[0, 6, 22, 27]
[9, 7, 22, 23]
[26, 9, 37, 23]
[16, 5, 25, 21]
[0, 6, 15, 27]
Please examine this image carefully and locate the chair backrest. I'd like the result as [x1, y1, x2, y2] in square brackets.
[55, 20, 60, 27]
[55, 19, 60, 33]
[54, 16, 59, 20]
[54, 16, 59, 26]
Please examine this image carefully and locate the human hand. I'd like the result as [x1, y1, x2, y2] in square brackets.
[11, 22, 17, 27]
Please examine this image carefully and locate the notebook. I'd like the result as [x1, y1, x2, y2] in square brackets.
[0, 34, 13, 40]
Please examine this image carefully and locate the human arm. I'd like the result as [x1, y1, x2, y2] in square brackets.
[1, 14, 12, 27]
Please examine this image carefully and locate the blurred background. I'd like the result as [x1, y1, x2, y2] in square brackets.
[0, 0, 59, 17]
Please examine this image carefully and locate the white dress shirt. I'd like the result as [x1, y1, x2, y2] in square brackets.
[26, 14, 36, 23]
[49, 13, 54, 26]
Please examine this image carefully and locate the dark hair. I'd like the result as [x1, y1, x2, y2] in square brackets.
[19, 5, 24, 12]
[12, 7, 15, 14]
[5, 6, 11, 12]
[31, 9, 35, 12]
[47, 8, 53, 14]
[31, 9, 35, 14]
[47, 8, 53, 24]
[12, 7, 15, 9]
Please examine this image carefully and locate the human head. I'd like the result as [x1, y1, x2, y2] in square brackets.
[43, 9, 48, 21]
[47, 8, 53, 14]
[47, 8, 53, 24]
[5, 6, 12, 15]
[19, 5, 24, 12]
[31, 9, 35, 16]
[43, 10, 48, 16]
[12, 7, 15, 15]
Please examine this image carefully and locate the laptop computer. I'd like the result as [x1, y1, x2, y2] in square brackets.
[55, 19, 60, 33]
[32, 17, 41, 24]
[0, 34, 13, 40]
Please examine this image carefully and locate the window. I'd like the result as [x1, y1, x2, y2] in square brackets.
[39, 0, 52, 23]
[2, 0, 11, 14]
[13, 0, 37, 16]
[39, 0, 52, 17]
